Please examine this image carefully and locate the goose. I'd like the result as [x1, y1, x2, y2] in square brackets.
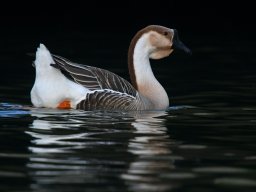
[31, 25, 191, 111]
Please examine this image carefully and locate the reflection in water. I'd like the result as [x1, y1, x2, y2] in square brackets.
[122, 112, 175, 192]
[27, 109, 176, 191]
[1, 101, 256, 191]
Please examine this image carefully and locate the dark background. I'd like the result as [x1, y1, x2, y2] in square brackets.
[1, 1, 254, 34]
[0, 1, 255, 104]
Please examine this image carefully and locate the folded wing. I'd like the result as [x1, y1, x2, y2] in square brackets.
[51, 55, 137, 97]
[76, 89, 138, 110]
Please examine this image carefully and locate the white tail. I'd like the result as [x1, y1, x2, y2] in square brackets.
[31, 44, 88, 108]
[34, 44, 55, 70]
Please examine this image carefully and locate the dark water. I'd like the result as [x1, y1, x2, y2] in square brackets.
[0, 29, 256, 192]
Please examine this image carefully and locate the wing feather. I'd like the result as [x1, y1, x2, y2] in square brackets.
[52, 54, 137, 96]
[77, 89, 136, 111]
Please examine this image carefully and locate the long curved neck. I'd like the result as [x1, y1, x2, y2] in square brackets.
[128, 33, 169, 110]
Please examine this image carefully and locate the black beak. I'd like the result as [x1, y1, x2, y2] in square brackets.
[172, 29, 192, 55]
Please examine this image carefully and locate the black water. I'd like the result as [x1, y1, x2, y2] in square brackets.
[0, 28, 256, 192]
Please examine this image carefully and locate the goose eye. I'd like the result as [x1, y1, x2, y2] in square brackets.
[163, 31, 168, 36]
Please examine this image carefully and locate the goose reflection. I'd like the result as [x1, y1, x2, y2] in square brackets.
[28, 108, 90, 153]
[26, 109, 176, 191]
[122, 111, 175, 192]
[27, 108, 137, 190]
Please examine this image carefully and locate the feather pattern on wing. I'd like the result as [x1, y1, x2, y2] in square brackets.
[76, 89, 139, 110]
[51, 55, 137, 97]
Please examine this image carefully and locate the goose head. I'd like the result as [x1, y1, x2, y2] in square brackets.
[128, 25, 191, 90]
[129, 25, 191, 60]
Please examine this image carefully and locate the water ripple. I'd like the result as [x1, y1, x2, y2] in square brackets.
[1, 102, 256, 192]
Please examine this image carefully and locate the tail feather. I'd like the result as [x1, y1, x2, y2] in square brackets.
[34, 44, 55, 68]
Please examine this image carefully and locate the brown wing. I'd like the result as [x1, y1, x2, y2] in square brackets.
[51, 55, 137, 97]
[76, 89, 137, 111]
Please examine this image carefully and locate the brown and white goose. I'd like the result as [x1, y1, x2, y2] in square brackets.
[31, 25, 190, 111]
